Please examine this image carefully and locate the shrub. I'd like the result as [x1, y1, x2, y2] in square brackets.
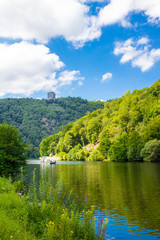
[67, 144, 82, 161]
[88, 149, 104, 161]
[140, 139, 160, 162]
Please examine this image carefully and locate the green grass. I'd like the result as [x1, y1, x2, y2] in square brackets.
[0, 172, 107, 240]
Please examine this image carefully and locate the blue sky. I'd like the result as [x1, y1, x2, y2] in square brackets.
[0, 0, 160, 101]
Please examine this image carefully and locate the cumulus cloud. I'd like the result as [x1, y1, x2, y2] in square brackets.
[0, 0, 100, 47]
[0, 0, 160, 46]
[57, 70, 84, 87]
[0, 41, 83, 97]
[98, 0, 160, 28]
[78, 81, 84, 86]
[114, 37, 160, 71]
[101, 72, 112, 82]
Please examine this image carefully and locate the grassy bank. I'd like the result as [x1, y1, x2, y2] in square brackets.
[0, 171, 107, 240]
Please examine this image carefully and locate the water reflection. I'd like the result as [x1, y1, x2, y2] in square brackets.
[26, 161, 160, 239]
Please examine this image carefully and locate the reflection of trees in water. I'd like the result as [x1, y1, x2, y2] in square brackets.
[44, 162, 160, 235]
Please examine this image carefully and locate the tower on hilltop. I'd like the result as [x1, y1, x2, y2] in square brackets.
[47, 92, 56, 100]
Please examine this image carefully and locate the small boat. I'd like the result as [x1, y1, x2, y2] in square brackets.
[50, 160, 56, 165]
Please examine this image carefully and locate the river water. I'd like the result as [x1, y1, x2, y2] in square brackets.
[26, 161, 160, 240]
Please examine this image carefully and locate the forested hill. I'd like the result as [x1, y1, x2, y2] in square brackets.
[0, 97, 104, 158]
[40, 79, 160, 162]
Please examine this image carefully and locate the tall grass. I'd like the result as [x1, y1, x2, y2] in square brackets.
[0, 169, 108, 240]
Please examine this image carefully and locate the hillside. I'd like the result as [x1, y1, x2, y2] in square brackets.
[40, 79, 160, 162]
[0, 97, 104, 158]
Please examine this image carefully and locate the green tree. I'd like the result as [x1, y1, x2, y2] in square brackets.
[88, 149, 104, 161]
[87, 117, 101, 144]
[108, 133, 128, 161]
[67, 144, 82, 161]
[0, 123, 26, 176]
[144, 116, 160, 142]
[98, 136, 111, 158]
[140, 139, 160, 162]
[127, 131, 143, 161]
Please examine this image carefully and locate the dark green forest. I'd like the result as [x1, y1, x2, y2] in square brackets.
[0, 97, 104, 158]
[40, 79, 160, 162]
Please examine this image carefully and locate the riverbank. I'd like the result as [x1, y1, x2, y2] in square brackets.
[0, 174, 107, 240]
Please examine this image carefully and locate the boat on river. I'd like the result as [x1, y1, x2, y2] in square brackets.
[40, 156, 57, 164]
[49, 160, 56, 164]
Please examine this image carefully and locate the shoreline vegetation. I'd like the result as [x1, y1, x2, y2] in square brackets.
[0, 169, 108, 240]
[40, 79, 160, 162]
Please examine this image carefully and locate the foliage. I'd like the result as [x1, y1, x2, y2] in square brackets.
[0, 123, 26, 177]
[98, 136, 111, 159]
[127, 131, 143, 161]
[140, 139, 160, 162]
[143, 115, 160, 142]
[108, 133, 128, 161]
[0, 172, 108, 240]
[67, 144, 82, 161]
[41, 79, 160, 162]
[0, 97, 104, 158]
[88, 149, 104, 161]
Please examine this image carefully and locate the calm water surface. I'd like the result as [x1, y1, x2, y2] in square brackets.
[26, 161, 160, 240]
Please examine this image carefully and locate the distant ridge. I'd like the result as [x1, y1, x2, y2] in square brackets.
[0, 97, 104, 158]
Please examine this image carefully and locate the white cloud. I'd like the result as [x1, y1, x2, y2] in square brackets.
[57, 70, 84, 87]
[0, 0, 160, 46]
[0, 0, 100, 47]
[114, 37, 160, 71]
[101, 72, 112, 82]
[0, 41, 83, 97]
[98, 0, 160, 28]
[78, 81, 84, 86]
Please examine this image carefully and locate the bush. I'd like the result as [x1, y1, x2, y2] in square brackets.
[88, 149, 104, 161]
[58, 152, 67, 161]
[140, 139, 160, 162]
[76, 149, 87, 161]
[67, 144, 82, 161]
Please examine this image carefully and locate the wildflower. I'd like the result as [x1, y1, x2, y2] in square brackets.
[100, 217, 104, 224]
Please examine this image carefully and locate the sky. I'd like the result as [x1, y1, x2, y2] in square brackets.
[0, 0, 160, 101]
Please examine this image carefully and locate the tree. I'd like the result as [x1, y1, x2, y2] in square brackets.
[127, 131, 143, 161]
[140, 139, 160, 162]
[67, 144, 82, 161]
[108, 133, 128, 161]
[98, 136, 111, 158]
[87, 117, 101, 144]
[144, 116, 160, 142]
[0, 123, 26, 176]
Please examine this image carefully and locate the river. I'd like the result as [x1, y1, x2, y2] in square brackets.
[26, 161, 160, 240]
